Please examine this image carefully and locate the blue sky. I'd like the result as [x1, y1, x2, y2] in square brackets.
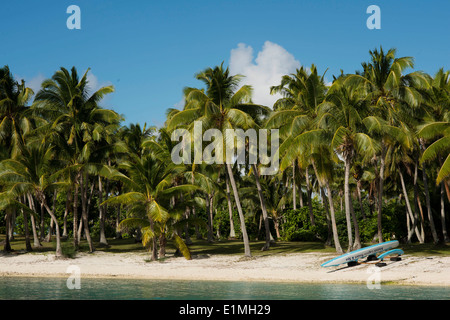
[1, 0, 449, 127]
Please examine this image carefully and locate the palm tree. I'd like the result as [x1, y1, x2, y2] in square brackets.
[104, 146, 197, 260]
[419, 121, 450, 242]
[267, 65, 345, 252]
[419, 69, 450, 185]
[268, 65, 328, 227]
[0, 66, 34, 252]
[416, 68, 450, 243]
[0, 66, 34, 155]
[0, 141, 64, 257]
[167, 63, 267, 257]
[344, 46, 428, 242]
[319, 78, 379, 250]
[33, 66, 120, 252]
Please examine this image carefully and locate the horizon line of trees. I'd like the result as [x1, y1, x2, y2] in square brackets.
[0, 46, 449, 260]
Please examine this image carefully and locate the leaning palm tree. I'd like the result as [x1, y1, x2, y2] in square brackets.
[167, 63, 268, 257]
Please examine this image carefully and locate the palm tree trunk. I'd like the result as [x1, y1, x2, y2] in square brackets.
[45, 191, 56, 242]
[413, 160, 425, 241]
[80, 172, 94, 253]
[292, 161, 297, 210]
[8, 209, 15, 241]
[225, 175, 236, 239]
[226, 163, 251, 257]
[440, 182, 449, 242]
[22, 209, 32, 252]
[206, 193, 214, 243]
[299, 187, 304, 208]
[377, 147, 386, 243]
[305, 166, 315, 226]
[115, 204, 122, 239]
[42, 199, 62, 258]
[98, 176, 108, 246]
[21, 195, 32, 252]
[420, 140, 439, 243]
[422, 164, 439, 243]
[272, 211, 281, 239]
[325, 179, 343, 254]
[77, 217, 83, 242]
[39, 202, 45, 241]
[3, 210, 12, 252]
[45, 218, 54, 242]
[27, 193, 41, 248]
[115, 184, 122, 239]
[149, 219, 158, 261]
[399, 169, 423, 243]
[252, 164, 272, 251]
[344, 158, 354, 251]
[62, 189, 71, 239]
[321, 187, 333, 246]
[350, 191, 361, 249]
[356, 181, 366, 219]
[73, 181, 79, 250]
[415, 194, 426, 242]
[184, 206, 192, 245]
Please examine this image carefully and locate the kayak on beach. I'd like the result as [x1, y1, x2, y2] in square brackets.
[321, 240, 402, 267]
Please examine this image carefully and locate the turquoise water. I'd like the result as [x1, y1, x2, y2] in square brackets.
[0, 277, 448, 300]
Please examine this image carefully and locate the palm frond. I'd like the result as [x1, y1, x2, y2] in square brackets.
[173, 234, 192, 260]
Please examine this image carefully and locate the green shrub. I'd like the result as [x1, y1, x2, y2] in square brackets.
[336, 200, 407, 245]
[280, 200, 328, 241]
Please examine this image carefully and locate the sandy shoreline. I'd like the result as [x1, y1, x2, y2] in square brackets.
[0, 251, 449, 286]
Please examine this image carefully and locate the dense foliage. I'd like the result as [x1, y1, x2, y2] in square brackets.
[0, 47, 449, 259]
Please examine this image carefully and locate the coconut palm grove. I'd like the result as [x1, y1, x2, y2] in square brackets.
[0, 47, 449, 259]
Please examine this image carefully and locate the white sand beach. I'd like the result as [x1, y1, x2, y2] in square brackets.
[0, 251, 449, 286]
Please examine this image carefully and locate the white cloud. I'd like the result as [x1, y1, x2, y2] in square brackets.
[86, 71, 114, 106]
[86, 72, 100, 93]
[86, 71, 113, 94]
[229, 41, 301, 108]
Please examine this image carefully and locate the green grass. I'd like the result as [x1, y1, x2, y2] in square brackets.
[0, 234, 146, 257]
[1, 234, 449, 258]
[187, 239, 334, 257]
[401, 242, 450, 256]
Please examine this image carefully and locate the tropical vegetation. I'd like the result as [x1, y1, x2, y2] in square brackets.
[0, 47, 449, 260]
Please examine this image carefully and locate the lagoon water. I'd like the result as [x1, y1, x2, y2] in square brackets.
[0, 277, 448, 300]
